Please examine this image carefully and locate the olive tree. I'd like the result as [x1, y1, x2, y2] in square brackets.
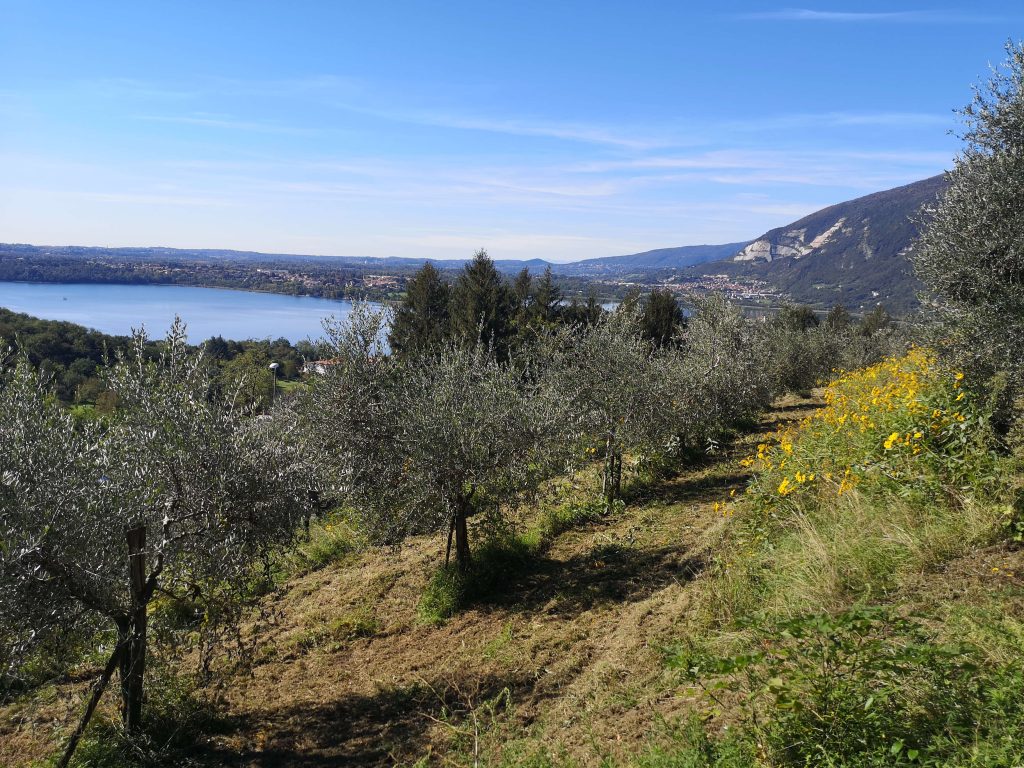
[558, 308, 681, 512]
[0, 321, 314, 762]
[912, 41, 1024, 397]
[300, 305, 577, 572]
[673, 294, 775, 445]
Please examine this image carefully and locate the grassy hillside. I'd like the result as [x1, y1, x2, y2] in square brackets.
[3, 352, 1022, 766]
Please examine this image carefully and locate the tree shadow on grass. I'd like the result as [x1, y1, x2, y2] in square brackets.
[623, 468, 751, 506]
[477, 543, 705, 618]
[757, 402, 820, 430]
[188, 671, 534, 768]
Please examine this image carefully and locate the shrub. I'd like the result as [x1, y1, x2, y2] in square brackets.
[672, 608, 1024, 768]
[418, 531, 538, 624]
[742, 349, 995, 513]
[290, 517, 358, 573]
[300, 305, 578, 575]
[711, 349, 1006, 619]
[912, 42, 1024, 416]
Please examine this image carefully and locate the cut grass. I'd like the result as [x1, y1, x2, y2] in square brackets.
[12, 381, 1024, 768]
[289, 605, 381, 654]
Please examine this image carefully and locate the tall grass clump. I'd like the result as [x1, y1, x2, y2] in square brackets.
[667, 349, 1024, 768]
[671, 608, 1024, 768]
[711, 348, 1008, 623]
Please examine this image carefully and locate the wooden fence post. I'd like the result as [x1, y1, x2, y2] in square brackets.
[122, 525, 148, 733]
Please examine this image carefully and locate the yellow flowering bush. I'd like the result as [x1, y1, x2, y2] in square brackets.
[703, 349, 1010, 619]
[739, 349, 990, 510]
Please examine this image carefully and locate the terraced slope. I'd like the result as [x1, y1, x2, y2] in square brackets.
[0, 395, 820, 767]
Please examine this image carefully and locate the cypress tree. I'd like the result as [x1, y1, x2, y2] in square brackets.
[512, 267, 533, 329]
[823, 303, 852, 332]
[531, 265, 562, 325]
[858, 305, 892, 337]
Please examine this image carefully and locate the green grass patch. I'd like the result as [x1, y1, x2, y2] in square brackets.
[662, 351, 1024, 767]
[668, 608, 1024, 768]
[525, 495, 608, 547]
[418, 493, 613, 624]
[290, 605, 381, 653]
[288, 516, 359, 574]
[418, 532, 537, 625]
[65, 662, 232, 767]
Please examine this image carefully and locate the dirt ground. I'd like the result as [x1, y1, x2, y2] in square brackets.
[1, 396, 822, 767]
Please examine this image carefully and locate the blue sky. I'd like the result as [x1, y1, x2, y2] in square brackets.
[0, 2, 1019, 262]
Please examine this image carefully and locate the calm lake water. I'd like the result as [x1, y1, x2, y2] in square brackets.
[0, 282, 367, 343]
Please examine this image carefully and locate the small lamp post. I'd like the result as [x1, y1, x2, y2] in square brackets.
[269, 362, 280, 406]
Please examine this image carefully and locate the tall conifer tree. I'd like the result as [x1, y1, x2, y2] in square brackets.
[531, 265, 562, 325]
[388, 262, 450, 355]
[449, 249, 515, 356]
[512, 267, 534, 330]
[641, 288, 683, 347]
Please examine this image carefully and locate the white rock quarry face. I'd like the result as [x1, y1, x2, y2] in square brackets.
[733, 217, 846, 262]
[809, 218, 846, 249]
[734, 239, 773, 262]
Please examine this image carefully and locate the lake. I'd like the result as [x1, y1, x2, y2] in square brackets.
[0, 282, 369, 343]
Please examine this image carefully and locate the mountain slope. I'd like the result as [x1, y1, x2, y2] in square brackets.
[700, 175, 947, 312]
[553, 242, 750, 276]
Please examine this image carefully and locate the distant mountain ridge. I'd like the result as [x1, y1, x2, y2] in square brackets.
[2, 175, 948, 312]
[0, 241, 746, 277]
[695, 175, 948, 312]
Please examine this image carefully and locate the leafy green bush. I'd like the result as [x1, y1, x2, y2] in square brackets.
[671, 608, 1024, 768]
[418, 532, 538, 624]
[418, 565, 467, 626]
[526, 496, 608, 547]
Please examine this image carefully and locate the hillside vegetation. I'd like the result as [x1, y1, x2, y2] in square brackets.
[5, 39, 1024, 768]
[4, 352, 1022, 766]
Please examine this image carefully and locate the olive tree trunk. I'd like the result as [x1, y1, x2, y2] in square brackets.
[602, 433, 622, 514]
[454, 495, 472, 572]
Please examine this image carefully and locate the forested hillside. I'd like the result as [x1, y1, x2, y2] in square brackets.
[693, 175, 948, 312]
[0, 307, 314, 407]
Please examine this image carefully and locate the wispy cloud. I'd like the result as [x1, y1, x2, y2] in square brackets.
[77, 77, 201, 101]
[725, 111, 949, 130]
[134, 114, 316, 136]
[406, 113, 665, 150]
[570, 148, 950, 179]
[740, 8, 1004, 23]
[320, 100, 671, 149]
[251, 74, 675, 150]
